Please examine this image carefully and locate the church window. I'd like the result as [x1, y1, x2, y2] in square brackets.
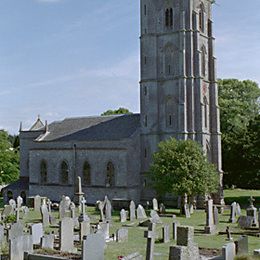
[201, 46, 206, 77]
[83, 161, 91, 186]
[144, 56, 147, 65]
[40, 160, 47, 184]
[106, 162, 115, 187]
[169, 115, 172, 126]
[60, 161, 69, 185]
[144, 148, 147, 158]
[165, 8, 173, 27]
[144, 4, 147, 16]
[199, 3, 205, 32]
[204, 96, 208, 129]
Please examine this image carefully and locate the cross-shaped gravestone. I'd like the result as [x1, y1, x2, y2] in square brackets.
[144, 223, 156, 260]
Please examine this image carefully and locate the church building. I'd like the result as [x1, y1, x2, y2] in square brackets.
[4, 0, 223, 205]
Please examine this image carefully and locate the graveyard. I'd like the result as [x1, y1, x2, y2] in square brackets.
[0, 187, 259, 260]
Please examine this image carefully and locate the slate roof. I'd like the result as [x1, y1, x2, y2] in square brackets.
[37, 114, 140, 142]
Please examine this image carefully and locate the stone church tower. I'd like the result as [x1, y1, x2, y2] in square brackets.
[140, 0, 223, 203]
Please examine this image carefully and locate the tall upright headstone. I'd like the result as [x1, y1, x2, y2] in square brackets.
[205, 199, 216, 234]
[59, 217, 74, 252]
[129, 201, 136, 221]
[229, 202, 237, 223]
[82, 233, 105, 260]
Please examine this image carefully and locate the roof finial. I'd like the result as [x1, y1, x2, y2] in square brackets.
[19, 122, 23, 132]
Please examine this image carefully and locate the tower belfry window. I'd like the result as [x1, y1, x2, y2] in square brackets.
[199, 3, 205, 32]
[201, 46, 206, 77]
[165, 8, 173, 27]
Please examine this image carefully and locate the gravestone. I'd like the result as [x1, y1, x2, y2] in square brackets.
[172, 221, 179, 240]
[100, 221, 110, 241]
[222, 242, 236, 260]
[120, 209, 127, 223]
[40, 204, 49, 227]
[79, 196, 90, 222]
[105, 198, 112, 221]
[213, 206, 219, 225]
[254, 249, 260, 256]
[17, 196, 23, 209]
[159, 203, 166, 214]
[59, 217, 74, 252]
[116, 228, 128, 242]
[129, 201, 136, 221]
[152, 198, 158, 211]
[9, 199, 16, 209]
[246, 197, 257, 226]
[2, 205, 14, 218]
[34, 195, 41, 212]
[238, 216, 254, 229]
[229, 202, 237, 223]
[82, 233, 105, 260]
[97, 201, 105, 222]
[137, 205, 147, 220]
[80, 220, 91, 241]
[41, 234, 54, 250]
[184, 204, 190, 218]
[70, 202, 76, 219]
[169, 226, 200, 260]
[144, 222, 156, 260]
[236, 235, 248, 256]
[0, 224, 5, 244]
[30, 223, 43, 245]
[9, 235, 33, 260]
[236, 203, 241, 216]
[150, 210, 162, 224]
[162, 224, 170, 243]
[59, 196, 71, 219]
[8, 222, 23, 241]
[205, 199, 216, 234]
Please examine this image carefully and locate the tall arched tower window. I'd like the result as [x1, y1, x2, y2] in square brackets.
[83, 161, 91, 186]
[204, 96, 208, 129]
[106, 162, 115, 187]
[201, 46, 207, 77]
[199, 3, 205, 32]
[60, 161, 69, 184]
[40, 160, 47, 184]
[165, 8, 173, 27]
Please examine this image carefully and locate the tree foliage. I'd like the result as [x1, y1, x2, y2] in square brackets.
[0, 130, 19, 184]
[218, 79, 260, 188]
[149, 138, 219, 197]
[101, 107, 132, 116]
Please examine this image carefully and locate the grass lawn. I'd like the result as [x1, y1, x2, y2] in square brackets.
[1, 189, 260, 259]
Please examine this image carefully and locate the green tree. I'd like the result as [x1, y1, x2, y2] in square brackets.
[149, 138, 219, 208]
[0, 130, 19, 184]
[218, 79, 260, 188]
[101, 107, 132, 116]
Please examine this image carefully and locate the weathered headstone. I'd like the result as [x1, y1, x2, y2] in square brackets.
[238, 216, 254, 229]
[2, 205, 14, 218]
[116, 228, 128, 242]
[17, 196, 23, 209]
[41, 234, 54, 250]
[120, 209, 127, 223]
[80, 220, 91, 241]
[40, 204, 49, 227]
[205, 199, 216, 234]
[9, 199, 16, 209]
[229, 202, 237, 223]
[172, 221, 179, 240]
[30, 223, 43, 245]
[150, 210, 162, 224]
[82, 233, 105, 260]
[59, 217, 74, 252]
[129, 201, 136, 221]
[222, 242, 236, 260]
[152, 198, 158, 211]
[8, 222, 24, 241]
[144, 222, 156, 260]
[59, 195, 71, 219]
[162, 224, 170, 243]
[105, 198, 112, 221]
[70, 202, 76, 219]
[236, 203, 241, 216]
[97, 201, 105, 222]
[137, 204, 147, 220]
[236, 235, 248, 256]
[246, 197, 257, 226]
[34, 195, 41, 212]
[100, 221, 110, 241]
[159, 203, 166, 214]
[213, 205, 219, 225]
[184, 204, 190, 218]
[0, 224, 5, 244]
[9, 235, 33, 260]
[169, 226, 200, 260]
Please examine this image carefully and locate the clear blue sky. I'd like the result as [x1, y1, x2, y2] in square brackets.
[0, 0, 259, 134]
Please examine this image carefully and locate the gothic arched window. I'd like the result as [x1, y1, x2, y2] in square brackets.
[83, 161, 91, 186]
[201, 46, 207, 77]
[169, 8, 173, 27]
[204, 96, 208, 129]
[106, 162, 115, 187]
[165, 9, 169, 27]
[40, 160, 47, 184]
[199, 3, 205, 32]
[60, 161, 69, 184]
